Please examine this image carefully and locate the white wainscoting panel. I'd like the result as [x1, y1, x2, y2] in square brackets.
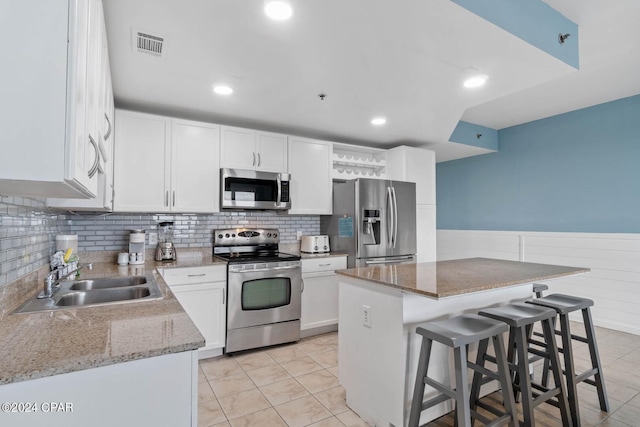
[437, 230, 640, 336]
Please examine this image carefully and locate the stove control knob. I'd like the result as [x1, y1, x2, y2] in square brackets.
[273, 233, 277, 238]
[217, 234, 222, 239]
[266, 233, 272, 237]
[232, 234, 236, 237]
[225, 233, 230, 238]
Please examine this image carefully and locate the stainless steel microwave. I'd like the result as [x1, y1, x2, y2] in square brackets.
[221, 168, 291, 210]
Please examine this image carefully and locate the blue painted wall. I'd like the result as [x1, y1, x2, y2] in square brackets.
[449, 120, 499, 151]
[451, 0, 579, 69]
[436, 95, 640, 233]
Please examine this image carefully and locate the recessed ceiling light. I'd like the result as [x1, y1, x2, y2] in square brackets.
[463, 74, 489, 89]
[371, 117, 387, 126]
[264, 1, 293, 20]
[213, 85, 233, 95]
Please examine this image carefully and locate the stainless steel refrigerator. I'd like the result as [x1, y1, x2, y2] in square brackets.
[321, 178, 416, 268]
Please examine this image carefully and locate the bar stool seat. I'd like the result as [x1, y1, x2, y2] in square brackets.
[478, 302, 573, 427]
[527, 294, 609, 427]
[409, 314, 518, 427]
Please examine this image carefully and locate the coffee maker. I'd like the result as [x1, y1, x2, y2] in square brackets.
[155, 221, 177, 261]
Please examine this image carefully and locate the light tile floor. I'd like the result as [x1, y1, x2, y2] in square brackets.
[198, 322, 640, 426]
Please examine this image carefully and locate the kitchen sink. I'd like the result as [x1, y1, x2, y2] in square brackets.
[12, 274, 162, 314]
[69, 276, 147, 291]
[55, 287, 152, 307]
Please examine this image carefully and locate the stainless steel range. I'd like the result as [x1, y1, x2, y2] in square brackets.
[214, 228, 302, 353]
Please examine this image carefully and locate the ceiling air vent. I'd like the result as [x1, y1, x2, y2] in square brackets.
[133, 29, 166, 57]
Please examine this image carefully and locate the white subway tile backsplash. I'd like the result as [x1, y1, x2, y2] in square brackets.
[1, 196, 320, 288]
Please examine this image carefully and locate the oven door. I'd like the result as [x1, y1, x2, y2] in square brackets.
[227, 261, 302, 330]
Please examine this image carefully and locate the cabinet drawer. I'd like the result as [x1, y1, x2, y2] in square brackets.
[162, 265, 227, 286]
[302, 256, 347, 274]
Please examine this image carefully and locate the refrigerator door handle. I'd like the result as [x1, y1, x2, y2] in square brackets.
[391, 186, 398, 248]
[364, 255, 415, 265]
[386, 186, 393, 247]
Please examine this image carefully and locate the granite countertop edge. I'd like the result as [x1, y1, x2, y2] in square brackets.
[335, 258, 590, 299]
[0, 257, 227, 386]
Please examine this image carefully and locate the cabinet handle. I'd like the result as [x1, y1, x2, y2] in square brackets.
[301, 278, 305, 293]
[252, 152, 256, 166]
[257, 152, 261, 167]
[165, 191, 169, 207]
[88, 135, 100, 178]
[319, 263, 331, 267]
[104, 113, 112, 141]
[173, 191, 176, 207]
[222, 288, 226, 304]
[187, 273, 206, 277]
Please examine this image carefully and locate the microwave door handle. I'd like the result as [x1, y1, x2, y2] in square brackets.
[277, 175, 282, 205]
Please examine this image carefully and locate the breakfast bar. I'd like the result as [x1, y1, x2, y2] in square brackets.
[336, 257, 589, 427]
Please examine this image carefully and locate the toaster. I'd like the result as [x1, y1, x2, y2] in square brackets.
[301, 235, 330, 253]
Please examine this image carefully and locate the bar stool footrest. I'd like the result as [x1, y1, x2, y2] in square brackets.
[424, 377, 456, 399]
[420, 393, 451, 412]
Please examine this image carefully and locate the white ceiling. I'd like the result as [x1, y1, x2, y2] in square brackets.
[103, 0, 640, 162]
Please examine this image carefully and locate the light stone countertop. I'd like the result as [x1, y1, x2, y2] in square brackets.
[335, 257, 589, 299]
[0, 255, 227, 386]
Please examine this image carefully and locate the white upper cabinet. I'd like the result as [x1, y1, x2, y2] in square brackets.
[113, 111, 170, 212]
[386, 146, 436, 205]
[287, 137, 333, 215]
[0, 0, 104, 199]
[171, 119, 220, 212]
[113, 110, 220, 213]
[48, 0, 115, 211]
[220, 126, 287, 173]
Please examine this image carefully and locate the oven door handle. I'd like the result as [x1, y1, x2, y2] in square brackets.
[229, 265, 300, 273]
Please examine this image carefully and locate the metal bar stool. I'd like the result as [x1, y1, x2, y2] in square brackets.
[533, 283, 548, 299]
[409, 314, 518, 427]
[478, 302, 573, 426]
[527, 294, 609, 427]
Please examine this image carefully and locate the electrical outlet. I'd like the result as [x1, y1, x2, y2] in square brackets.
[296, 230, 303, 240]
[361, 305, 372, 328]
[148, 232, 158, 246]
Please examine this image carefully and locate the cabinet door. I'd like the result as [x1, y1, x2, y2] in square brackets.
[416, 204, 436, 262]
[0, 0, 97, 198]
[256, 131, 288, 173]
[287, 137, 332, 214]
[113, 110, 171, 212]
[171, 120, 220, 212]
[47, 1, 113, 211]
[301, 272, 339, 331]
[220, 126, 257, 170]
[171, 282, 226, 352]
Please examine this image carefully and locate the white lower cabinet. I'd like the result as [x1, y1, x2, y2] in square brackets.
[0, 351, 197, 427]
[300, 256, 347, 337]
[162, 265, 226, 358]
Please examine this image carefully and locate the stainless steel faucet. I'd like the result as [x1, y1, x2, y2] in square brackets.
[38, 263, 93, 299]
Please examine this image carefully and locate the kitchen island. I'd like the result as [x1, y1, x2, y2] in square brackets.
[336, 257, 588, 427]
